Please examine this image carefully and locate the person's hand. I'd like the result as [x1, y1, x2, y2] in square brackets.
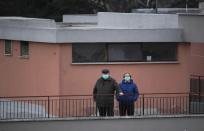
[119, 92, 124, 96]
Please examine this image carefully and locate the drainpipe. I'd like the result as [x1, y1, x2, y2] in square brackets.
[155, 0, 158, 13]
[186, 0, 188, 13]
[199, 0, 204, 13]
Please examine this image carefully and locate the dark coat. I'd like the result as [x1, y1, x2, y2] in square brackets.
[93, 77, 120, 106]
[117, 80, 139, 105]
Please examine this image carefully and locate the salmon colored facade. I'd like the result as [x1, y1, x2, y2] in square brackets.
[0, 41, 60, 96]
[190, 44, 204, 76]
[1, 40, 199, 97]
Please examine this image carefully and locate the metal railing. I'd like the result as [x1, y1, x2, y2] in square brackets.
[190, 75, 204, 114]
[190, 75, 204, 102]
[0, 93, 203, 120]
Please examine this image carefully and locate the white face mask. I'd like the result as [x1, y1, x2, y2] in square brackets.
[124, 76, 131, 81]
[102, 74, 109, 80]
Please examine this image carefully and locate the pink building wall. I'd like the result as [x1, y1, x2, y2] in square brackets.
[0, 40, 60, 96]
[0, 41, 193, 96]
[59, 43, 191, 95]
[190, 43, 204, 76]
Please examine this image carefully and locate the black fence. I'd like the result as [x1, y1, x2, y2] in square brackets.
[190, 75, 204, 102]
[190, 75, 204, 114]
[0, 93, 203, 120]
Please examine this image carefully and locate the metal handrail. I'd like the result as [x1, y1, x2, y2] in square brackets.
[0, 92, 191, 99]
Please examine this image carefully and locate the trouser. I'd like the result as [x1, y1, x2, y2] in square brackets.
[97, 105, 114, 116]
[119, 102, 135, 116]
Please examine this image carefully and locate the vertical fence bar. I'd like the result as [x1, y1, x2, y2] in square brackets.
[48, 96, 50, 118]
[62, 98, 64, 118]
[188, 94, 190, 114]
[149, 97, 151, 115]
[6, 101, 8, 119]
[95, 98, 97, 117]
[51, 98, 54, 118]
[89, 98, 91, 117]
[82, 99, 84, 117]
[172, 97, 174, 114]
[37, 99, 39, 118]
[159, 97, 162, 115]
[170, 97, 172, 114]
[139, 96, 142, 115]
[9, 100, 11, 119]
[182, 96, 185, 114]
[3, 101, 5, 119]
[65, 98, 67, 117]
[186, 95, 188, 114]
[79, 99, 81, 117]
[142, 94, 145, 116]
[198, 76, 201, 113]
[23, 100, 25, 119]
[13, 100, 15, 119]
[198, 76, 201, 103]
[155, 97, 158, 115]
[31, 99, 33, 119]
[69, 99, 70, 117]
[163, 97, 165, 115]
[153, 97, 155, 115]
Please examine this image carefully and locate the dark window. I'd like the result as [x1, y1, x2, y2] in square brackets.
[72, 43, 177, 63]
[108, 43, 142, 62]
[190, 76, 204, 103]
[72, 43, 106, 62]
[20, 41, 29, 56]
[4, 40, 12, 55]
[143, 43, 177, 61]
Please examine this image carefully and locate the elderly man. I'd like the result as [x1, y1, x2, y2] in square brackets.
[93, 69, 122, 116]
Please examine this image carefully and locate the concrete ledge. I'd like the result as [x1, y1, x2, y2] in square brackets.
[0, 115, 204, 131]
[56, 28, 183, 43]
[1, 114, 204, 122]
[63, 14, 97, 24]
[71, 61, 179, 65]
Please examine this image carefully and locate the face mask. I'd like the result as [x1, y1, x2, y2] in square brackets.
[102, 74, 109, 80]
[124, 76, 131, 81]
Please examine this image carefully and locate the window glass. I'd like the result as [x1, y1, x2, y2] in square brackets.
[108, 43, 143, 62]
[4, 40, 12, 55]
[72, 43, 106, 63]
[142, 43, 177, 61]
[72, 43, 177, 63]
[20, 41, 29, 56]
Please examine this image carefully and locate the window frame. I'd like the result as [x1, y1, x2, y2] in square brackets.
[20, 41, 29, 58]
[72, 42, 178, 64]
[4, 40, 12, 56]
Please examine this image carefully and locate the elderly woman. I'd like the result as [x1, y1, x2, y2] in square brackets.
[117, 73, 139, 116]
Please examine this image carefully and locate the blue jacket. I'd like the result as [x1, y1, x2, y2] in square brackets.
[117, 80, 139, 104]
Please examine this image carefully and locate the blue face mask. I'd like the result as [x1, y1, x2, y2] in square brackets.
[124, 76, 131, 81]
[102, 74, 109, 80]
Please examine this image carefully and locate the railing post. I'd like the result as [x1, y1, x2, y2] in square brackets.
[48, 96, 50, 118]
[189, 93, 191, 114]
[198, 76, 201, 102]
[142, 94, 145, 116]
[95, 102, 98, 117]
[155, 0, 158, 13]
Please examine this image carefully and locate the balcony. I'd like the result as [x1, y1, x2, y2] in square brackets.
[0, 93, 204, 131]
[0, 93, 203, 120]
